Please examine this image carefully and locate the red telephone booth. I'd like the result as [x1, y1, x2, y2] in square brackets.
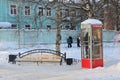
[81, 19, 103, 69]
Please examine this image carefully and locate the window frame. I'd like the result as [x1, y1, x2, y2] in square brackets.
[24, 24, 31, 29]
[10, 4, 17, 15]
[38, 6, 43, 16]
[24, 6, 31, 16]
[46, 7, 51, 16]
[65, 9, 69, 17]
[71, 10, 76, 17]
[47, 25, 51, 30]
[11, 24, 18, 29]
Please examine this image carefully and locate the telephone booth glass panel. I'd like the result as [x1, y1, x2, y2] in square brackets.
[92, 27, 103, 59]
[81, 27, 91, 59]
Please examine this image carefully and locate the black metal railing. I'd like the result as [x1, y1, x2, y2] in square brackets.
[18, 49, 64, 58]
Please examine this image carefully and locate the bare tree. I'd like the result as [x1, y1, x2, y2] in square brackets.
[48, 0, 61, 55]
[64, 0, 119, 30]
[56, 1, 61, 55]
[47, 0, 107, 55]
[67, 0, 105, 18]
[59, 0, 106, 30]
[103, 0, 120, 30]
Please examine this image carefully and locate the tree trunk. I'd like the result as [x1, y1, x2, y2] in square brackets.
[56, 2, 61, 55]
[17, 0, 21, 48]
[104, 8, 113, 30]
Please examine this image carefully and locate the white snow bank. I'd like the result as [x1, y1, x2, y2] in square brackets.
[114, 34, 120, 42]
[0, 51, 10, 63]
[114, 62, 120, 70]
[108, 62, 120, 71]
[0, 42, 18, 50]
[0, 22, 11, 27]
[81, 18, 102, 24]
[0, 43, 120, 80]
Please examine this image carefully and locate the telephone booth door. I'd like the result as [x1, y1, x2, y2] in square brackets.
[81, 26, 91, 59]
[92, 26, 103, 60]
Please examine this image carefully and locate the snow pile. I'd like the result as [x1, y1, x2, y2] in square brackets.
[114, 34, 120, 42]
[113, 48, 120, 54]
[0, 22, 11, 28]
[0, 51, 10, 63]
[0, 43, 120, 80]
[115, 62, 120, 70]
[0, 42, 18, 50]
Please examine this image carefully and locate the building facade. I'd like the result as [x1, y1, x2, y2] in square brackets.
[0, 0, 54, 29]
[0, 0, 81, 30]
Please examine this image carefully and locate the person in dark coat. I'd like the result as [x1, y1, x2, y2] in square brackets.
[77, 36, 80, 47]
[67, 36, 73, 48]
[84, 32, 89, 57]
[69, 36, 73, 44]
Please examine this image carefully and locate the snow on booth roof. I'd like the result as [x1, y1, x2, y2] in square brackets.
[81, 18, 102, 24]
[0, 22, 11, 28]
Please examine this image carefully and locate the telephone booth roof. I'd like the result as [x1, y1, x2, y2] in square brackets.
[81, 19, 102, 25]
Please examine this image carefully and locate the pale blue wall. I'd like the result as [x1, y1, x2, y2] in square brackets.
[0, 30, 80, 45]
[0, 0, 9, 22]
[103, 30, 115, 41]
[0, 30, 116, 46]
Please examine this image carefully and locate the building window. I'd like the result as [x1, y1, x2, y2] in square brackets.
[38, 7, 43, 16]
[46, 8, 51, 16]
[25, 6, 30, 16]
[25, 24, 30, 29]
[10, 5, 17, 15]
[65, 26, 70, 29]
[60, 8, 69, 18]
[71, 10, 76, 17]
[76, 9, 80, 16]
[70, 9, 76, 17]
[47, 25, 51, 30]
[65, 9, 69, 17]
[11, 24, 17, 29]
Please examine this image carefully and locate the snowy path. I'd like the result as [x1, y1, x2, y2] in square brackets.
[0, 43, 120, 80]
[0, 63, 120, 80]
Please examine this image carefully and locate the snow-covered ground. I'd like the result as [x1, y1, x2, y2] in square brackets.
[0, 42, 120, 80]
